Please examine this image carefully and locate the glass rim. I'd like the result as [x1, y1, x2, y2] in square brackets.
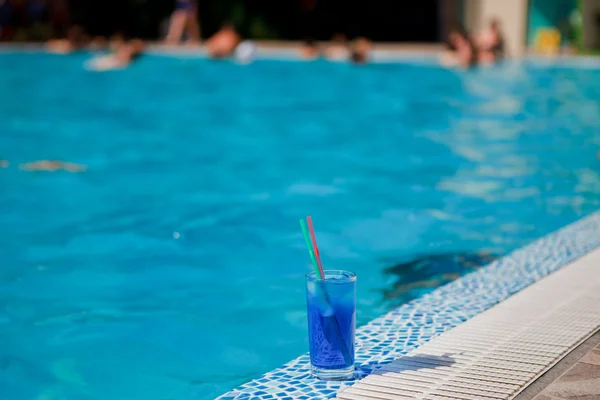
[306, 269, 356, 283]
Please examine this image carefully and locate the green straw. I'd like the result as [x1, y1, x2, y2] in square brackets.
[300, 219, 320, 276]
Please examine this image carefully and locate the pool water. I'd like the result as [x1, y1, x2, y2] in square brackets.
[1, 51, 600, 399]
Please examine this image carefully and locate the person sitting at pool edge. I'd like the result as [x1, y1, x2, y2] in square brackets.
[206, 23, 241, 59]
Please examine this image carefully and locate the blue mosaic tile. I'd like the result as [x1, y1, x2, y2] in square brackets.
[216, 211, 600, 400]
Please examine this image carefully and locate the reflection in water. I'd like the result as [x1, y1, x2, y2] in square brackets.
[382, 251, 499, 306]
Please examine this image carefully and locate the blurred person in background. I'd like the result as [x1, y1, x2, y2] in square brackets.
[299, 37, 320, 59]
[298, 0, 319, 57]
[325, 32, 349, 60]
[88, 35, 107, 51]
[477, 18, 505, 65]
[441, 27, 476, 69]
[165, 0, 200, 45]
[86, 38, 145, 71]
[47, 24, 88, 53]
[109, 32, 125, 52]
[206, 22, 241, 59]
[350, 37, 371, 64]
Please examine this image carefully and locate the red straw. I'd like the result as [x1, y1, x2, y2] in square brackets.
[306, 216, 325, 279]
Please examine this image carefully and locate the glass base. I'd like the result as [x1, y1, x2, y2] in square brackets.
[311, 365, 355, 381]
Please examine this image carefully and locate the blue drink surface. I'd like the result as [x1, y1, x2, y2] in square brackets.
[306, 271, 356, 373]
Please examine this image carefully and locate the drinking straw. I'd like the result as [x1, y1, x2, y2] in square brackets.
[300, 219, 319, 276]
[306, 216, 325, 279]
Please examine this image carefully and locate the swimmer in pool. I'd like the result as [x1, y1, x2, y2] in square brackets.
[86, 39, 145, 71]
[206, 23, 241, 59]
[19, 160, 87, 172]
[0, 160, 9, 168]
[476, 18, 505, 65]
[299, 38, 320, 60]
[165, 0, 200, 45]
[109, 33, 126, 53]
[441, 27, 477, 69]
[350, 37, 371, 64]
[325, 33, 349, 61]
[89, 36, 108, 52]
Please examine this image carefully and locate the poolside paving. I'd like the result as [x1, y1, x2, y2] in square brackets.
[538, 362, 600, 400]
[516, 332, 600, 400]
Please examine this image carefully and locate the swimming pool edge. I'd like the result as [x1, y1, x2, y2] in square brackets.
[215, 210, 600, 400]
[3, 44, 600, 68]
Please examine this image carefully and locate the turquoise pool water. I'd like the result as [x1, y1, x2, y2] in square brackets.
[1, 51, 600, 399]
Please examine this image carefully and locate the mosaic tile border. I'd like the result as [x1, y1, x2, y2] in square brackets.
[216, 210, 600, 400]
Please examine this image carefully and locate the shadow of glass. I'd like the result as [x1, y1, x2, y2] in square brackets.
[356, 353, 457, 380]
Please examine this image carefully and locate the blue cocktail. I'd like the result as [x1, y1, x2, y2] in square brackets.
[305, 270, 356, 380]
